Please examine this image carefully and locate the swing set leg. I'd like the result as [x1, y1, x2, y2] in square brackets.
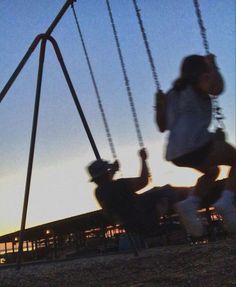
[16, 38, 47, 269]
[0, 2, 100, 270]
[0, 29, 101, 269]
[14, 34, 101, 269]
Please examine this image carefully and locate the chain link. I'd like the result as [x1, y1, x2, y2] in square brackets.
[132, 0, 161, 91]
[193, 0, 210, 55]
[193, 0, 225, 130]
[106, 0, 144, 148]
[71, 3, 117, 160]
[211, 97, 225, 130]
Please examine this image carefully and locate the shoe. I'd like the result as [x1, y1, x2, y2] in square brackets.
[175, 199, 204, 237]
[214, 193, 236, 234]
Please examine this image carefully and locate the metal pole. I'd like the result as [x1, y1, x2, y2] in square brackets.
[16, 38, 47, 269]
[46, 0, 76, 36]
[0, 1, 101, 269]
[0, 0, 76, 103]
[0, 35, 42, 102]
[48, 36, 101, 159]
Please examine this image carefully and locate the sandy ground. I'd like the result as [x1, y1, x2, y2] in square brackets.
[0, 239, 235, 287]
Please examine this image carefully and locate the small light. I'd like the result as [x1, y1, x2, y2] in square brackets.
[14, 237, 18, 241]
[46, 230, 51, 235]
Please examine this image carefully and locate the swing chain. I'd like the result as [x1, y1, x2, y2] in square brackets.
[132, 0, 161, 92]
[193, 0, 210, 55]
[71, 3, 118, 160]
[193, 0, 225, 132]
[212, 97, 225, 130]
[106, 0, 144, 149]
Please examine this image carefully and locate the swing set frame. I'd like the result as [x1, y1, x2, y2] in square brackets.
[0, 0, 102, 269]
[0, 0, 226, 269]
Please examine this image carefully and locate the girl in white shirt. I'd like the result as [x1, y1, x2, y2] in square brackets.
[155, 54, 236, 237]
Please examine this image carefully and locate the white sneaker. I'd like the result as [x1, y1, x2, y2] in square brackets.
[214, 191, 236, 234]
[175, 198, 203, 238]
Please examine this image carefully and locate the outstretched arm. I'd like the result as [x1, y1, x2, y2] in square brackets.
[110, 160, 120, 179]
[126, 148, 149, 192]
[139, 148, 149, 184]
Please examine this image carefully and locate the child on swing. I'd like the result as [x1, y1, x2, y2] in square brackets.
[86, 148, 166, 233]
[155, 54, 236, 237]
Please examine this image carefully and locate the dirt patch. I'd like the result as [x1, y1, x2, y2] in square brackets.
[0, 239, 235, 287]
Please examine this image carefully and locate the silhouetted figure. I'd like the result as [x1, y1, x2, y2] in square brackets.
[87, 149, 174, 234]
[155, 54, 236, 237]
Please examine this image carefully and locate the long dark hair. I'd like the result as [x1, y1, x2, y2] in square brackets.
[173, 55, 210, 91]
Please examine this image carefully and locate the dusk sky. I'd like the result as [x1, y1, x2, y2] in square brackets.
[0, 0, 235, 236]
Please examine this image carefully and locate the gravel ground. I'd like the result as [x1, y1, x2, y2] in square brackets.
[0, 239, 235, 287]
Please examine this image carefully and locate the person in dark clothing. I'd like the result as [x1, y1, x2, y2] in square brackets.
[87, 149, 174, 233]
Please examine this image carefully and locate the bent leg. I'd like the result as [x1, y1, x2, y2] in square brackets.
[173, 139, 236, 236]
[197, 139, 236, 233]
[194, 139, 236, 196]
[194, 166, 220, 197]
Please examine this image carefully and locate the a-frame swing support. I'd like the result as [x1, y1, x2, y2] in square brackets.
[0, 0, 101, 269]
